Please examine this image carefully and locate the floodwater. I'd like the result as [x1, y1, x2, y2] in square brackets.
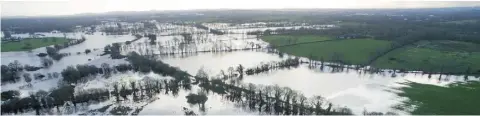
[2, 24, 477, 115]
[138, 85, 258, 115]
[159, 49, 478, 114]
[1, 32, 135, 97]
[2, 32, 134, 66]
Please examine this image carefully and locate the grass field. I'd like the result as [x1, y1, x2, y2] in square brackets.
[414, 40, 480, 52]
[262, 35, 332, 46]
[395, 81, 480, 115]
[373, 41, 480, 74]
[1, 37, 68, 52]
[262, 35, 391, 65]
[263, 35, 480, 74]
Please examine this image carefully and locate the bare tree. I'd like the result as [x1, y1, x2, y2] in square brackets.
[23, 73, 32, 83]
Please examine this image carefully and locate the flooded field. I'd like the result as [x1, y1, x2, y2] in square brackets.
[159, 49, 478, 114]
[2, 23, 477, 115]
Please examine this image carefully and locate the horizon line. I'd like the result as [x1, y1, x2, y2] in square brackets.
[2, 6, 479, 18]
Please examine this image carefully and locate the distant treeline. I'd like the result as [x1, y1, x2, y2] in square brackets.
[2, 16, 99, 33]
[3, 8, 479, 34]
[194, 24, 224, 35]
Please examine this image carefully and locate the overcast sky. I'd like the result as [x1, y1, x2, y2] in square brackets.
[1, 0, 480, 17]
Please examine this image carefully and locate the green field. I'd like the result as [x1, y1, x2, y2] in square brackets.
[395, 81, 480, 115]
[1, 37, 69, 52]
[413, 40, 480, 52]
[263, 35, 480, 74]
[263, 35, 391, 65]
[373, 40, 480, 74]
[262, 35, 332, 46]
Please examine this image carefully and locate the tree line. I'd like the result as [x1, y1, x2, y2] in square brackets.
[0, 77, 190, 115]
[193, 73, 355, 115]
[194, 24, 225, 35]
[119, 34, 263, 57]
[123, 52, 359, 115]
[245, 57, 300, 75]
[1, 60, 44, 83]
[45, 36, 87, 61]
[102, 43, 124, 59]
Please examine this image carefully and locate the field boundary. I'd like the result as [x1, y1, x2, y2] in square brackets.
[270, 39, 348, 48]
[364, 40, 421, 67]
